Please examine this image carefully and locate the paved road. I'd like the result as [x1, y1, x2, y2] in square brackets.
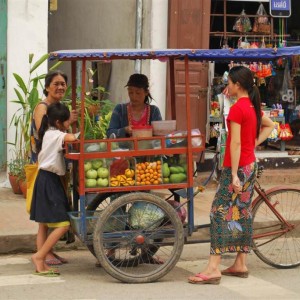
[1, 245, 300, 300]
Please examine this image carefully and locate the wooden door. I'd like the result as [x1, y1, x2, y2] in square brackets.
[168, 0, 211, 134]
[0, 0, 7, 170]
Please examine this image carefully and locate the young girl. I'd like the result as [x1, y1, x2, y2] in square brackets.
[30, 102, 77, 276]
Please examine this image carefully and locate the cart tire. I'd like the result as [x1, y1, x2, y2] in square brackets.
[86, 192, 129, 257]
[86, 192, 160, 267]
[93, 192, 184, 283]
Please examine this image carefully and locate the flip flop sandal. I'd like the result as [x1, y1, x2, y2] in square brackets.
[221, 269, 249, 278]
[36, 268, 60, 275]
[188, 273, 221, 285]
[53, 253, 68, 264]
[45, 258, 63, 266]
[34, 270, 60, 277]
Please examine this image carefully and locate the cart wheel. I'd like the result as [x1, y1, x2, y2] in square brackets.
[93, 192, 184, 283]
[86, 192, 161, 266]
[86, 192, 135, 260]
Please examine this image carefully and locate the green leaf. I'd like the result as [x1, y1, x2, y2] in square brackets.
[31, 74, 45, 83]
[30, 53, 50, 73]
[13, 73, 27, 95]
[50, 61, 63, 70]
[29, 53, 34, 64]
[28, 88, 39, 110]
[13, 88, 25, 106]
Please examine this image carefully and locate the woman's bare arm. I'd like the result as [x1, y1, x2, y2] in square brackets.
[230, 121, 242, 193]
[256, 115, 275, 146]
[34, 103, 48, 131]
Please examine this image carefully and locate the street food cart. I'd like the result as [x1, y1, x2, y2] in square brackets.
[49, 47, 300, 283]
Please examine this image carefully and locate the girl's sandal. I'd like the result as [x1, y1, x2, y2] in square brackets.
[34, 270, 60, 277]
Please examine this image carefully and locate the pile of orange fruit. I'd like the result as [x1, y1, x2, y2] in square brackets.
[110, 169, 135, 187]
[135, 160, 162, 185]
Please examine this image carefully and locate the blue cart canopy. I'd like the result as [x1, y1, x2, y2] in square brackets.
[49, 46, 300, 62]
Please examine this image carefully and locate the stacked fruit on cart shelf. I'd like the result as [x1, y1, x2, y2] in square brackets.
[135, 160, 162, 185]
[109, 158, 135, 187]
[84, 159, 109, 187]
[83, 155, 188, 188]
[162, 155, 187, 183]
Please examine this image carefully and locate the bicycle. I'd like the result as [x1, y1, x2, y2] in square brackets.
[195, 149, 300, 269]
[177, 152, 300, 270]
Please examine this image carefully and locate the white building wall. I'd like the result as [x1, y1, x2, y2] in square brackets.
[149, 0, 168, 118]
[48, 0, 168, 118]
[6, 0, 48, 163]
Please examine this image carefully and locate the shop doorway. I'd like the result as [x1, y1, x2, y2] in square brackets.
[0, 0, 7, 170]
[167, 0, 211, 135]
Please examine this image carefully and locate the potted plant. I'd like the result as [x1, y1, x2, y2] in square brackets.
[70, 67, 115, 140]
[7, 156, 28, 195]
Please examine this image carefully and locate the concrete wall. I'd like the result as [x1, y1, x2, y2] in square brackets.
[4, 0, 168, 170]
[6, 0, 48, 163]
[48, 0, 168, 115]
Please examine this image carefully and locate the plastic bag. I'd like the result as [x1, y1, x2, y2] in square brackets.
[255, 63, 272, 78]
[257, 3, 269, 24]
[268, 122, 280, 142]
[129, 202, 165, 230]
[25, 163, 39, 214]
[279, 123, 294, 141]
[233, 10, 252, 33]
[238, 36, 250, 49]
[253, 3, 270, 34]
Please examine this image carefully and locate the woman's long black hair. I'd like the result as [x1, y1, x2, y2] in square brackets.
[36, 102, 70, 153]
[228, 66, 262, 138]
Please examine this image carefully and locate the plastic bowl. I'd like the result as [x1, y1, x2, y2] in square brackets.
[132, 125, 153, 137]
[152, 120, 177, 136]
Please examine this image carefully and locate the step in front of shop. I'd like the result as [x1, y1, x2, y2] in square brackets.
[196, 168, 300, 188]
[196, 150, 300, 187]
[197, 151, 300, 172]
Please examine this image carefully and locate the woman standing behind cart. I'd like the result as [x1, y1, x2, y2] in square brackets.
[30, 103, 77, 276]
[188, 66, 274, 285]
[107, 73, 162, 138]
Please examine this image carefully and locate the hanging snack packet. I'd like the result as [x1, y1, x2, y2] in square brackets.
[253, 3, 270, 34]
[233, 9, 252, 33]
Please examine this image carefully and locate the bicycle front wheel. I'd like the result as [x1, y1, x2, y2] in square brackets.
[252, 188, 300, 269]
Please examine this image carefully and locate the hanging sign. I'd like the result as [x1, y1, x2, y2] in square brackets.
[270, 0, 291, 18]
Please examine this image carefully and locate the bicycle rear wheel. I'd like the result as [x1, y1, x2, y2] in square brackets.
[252, 188, 300, 269]
[93, 192, 184, 283]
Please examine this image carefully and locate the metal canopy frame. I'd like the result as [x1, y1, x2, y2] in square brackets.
[50, 47, 300, 230]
